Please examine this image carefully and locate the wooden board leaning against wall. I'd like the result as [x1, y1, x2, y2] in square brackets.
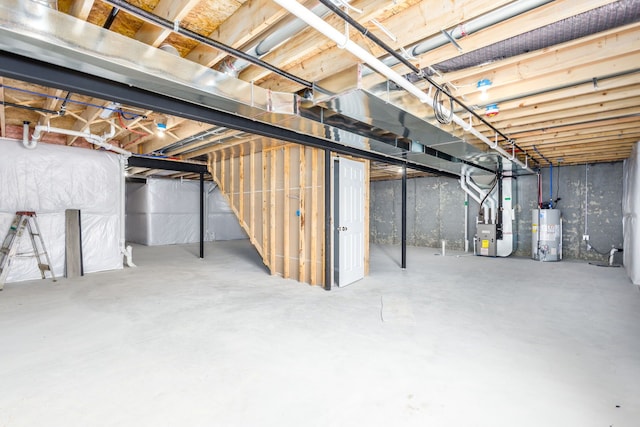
[209, 141, 370, 287]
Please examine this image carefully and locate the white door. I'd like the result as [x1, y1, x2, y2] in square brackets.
[335, 157, 365, 287]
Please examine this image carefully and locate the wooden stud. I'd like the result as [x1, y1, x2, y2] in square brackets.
[250, 141, 256, 241]
[220, 150, 226, 193]
[262, 149, 269, 270]
[283, 146, 290, 278]
[270, 150, 277, 274]
[298, 147, 306, 283]
[230, 146, 235, 209]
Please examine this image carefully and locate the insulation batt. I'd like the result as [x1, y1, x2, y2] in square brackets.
[125, 177, 245, 246]
[0, 138, 122, 283]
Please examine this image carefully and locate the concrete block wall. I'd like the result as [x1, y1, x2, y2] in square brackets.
[370, 162, 624, 260]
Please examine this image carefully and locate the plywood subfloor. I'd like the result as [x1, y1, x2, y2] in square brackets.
[0, 241, 638, 426]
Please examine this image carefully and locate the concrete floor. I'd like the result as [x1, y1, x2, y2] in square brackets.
[1, 240, 639, 427]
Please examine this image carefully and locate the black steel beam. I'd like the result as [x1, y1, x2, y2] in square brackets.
[127, 155, 208, 174]
[0, 51, 459, 179]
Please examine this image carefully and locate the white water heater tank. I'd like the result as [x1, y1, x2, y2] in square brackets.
[532, 209, 562, 262]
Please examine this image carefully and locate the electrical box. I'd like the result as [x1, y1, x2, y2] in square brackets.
[476, 224, 497, 257]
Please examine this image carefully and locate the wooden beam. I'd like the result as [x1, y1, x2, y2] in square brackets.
[141, 121, 210, 153]
[443, 24, 640, 102]
[364, 0, 619, 89]
[68, 0, 95, 20]
[66, 101, 104, 146]
[254, 0, 512, 91]
[135, 0, 201, 47]
[185, 0, 289, 68]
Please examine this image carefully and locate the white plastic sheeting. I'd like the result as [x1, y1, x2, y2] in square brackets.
[623, 142, 640, 285]
[0, 139, 123, 283]
[126, 178, 245, 246]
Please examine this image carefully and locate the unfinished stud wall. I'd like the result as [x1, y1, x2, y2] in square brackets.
[370, 162, 624, 261]
[210, 143, 326, 286]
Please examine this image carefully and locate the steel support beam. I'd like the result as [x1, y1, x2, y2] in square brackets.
[0, 51, 459, 179]
[401, 165, 407, 269]
[324, 149, 332, 291]
[128, 155, 208, 174]
[200, 172, 204, 259]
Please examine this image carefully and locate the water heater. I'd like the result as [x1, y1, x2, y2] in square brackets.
[532, 209, 562, 261]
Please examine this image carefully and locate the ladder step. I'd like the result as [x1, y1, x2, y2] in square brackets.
[38, 264, 50, 271]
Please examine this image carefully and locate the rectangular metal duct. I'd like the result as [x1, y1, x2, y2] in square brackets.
[311, 64, 499, 173]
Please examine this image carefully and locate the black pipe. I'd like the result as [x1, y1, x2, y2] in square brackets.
[103, 0, 313, 89]
[103, 7, 120, 29]
[317, 0, 534, 164]
[199, 172, 204, 259]
[1, 101, 58, 115]
[324, 149, 332, 290]
[401, 165, 407, 269]
[58, 91, 71, 116]
[532, 145, 552, 165]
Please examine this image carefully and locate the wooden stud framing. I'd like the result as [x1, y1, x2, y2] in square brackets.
[283, 146, 290, 277]
[262, 149, 268, 270]
[298, 147, 306, 283]
[269, 150, 277, 274]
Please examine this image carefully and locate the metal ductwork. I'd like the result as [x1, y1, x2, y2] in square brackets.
[0, 0, 501, 177]
[370, 0, 554, 75]
[220, 2, 331, 77]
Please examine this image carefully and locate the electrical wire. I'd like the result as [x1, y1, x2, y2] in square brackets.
[433, 83, 453, 124]
[555, 161, 561, 206]
[117, 113, 150, 136]
[478, 174, 498, 217]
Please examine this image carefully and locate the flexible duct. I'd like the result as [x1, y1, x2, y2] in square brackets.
[223, 2, 331, 76]
[273, 0, 534, 173]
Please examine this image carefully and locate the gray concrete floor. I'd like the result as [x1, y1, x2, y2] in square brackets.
[1, 240, 639, 426]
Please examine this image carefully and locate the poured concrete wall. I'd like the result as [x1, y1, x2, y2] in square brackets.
[370, 162, 624, 260]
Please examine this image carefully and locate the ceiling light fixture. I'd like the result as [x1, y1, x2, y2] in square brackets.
[476, 78, 492, 101]
[485, 103, 499, 118]
[155, 115, 168, 133]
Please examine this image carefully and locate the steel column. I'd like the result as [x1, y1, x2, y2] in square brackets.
[324, 149, 332, 291]
[200, 172, 204, 259]
[401, 165, 407, 269]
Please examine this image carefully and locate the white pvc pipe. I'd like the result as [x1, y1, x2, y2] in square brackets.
[464, 192, 469, 252]
[31, 123, 131, 157]
[274, 0, 534, 172]
[22, 121, 37, 149]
